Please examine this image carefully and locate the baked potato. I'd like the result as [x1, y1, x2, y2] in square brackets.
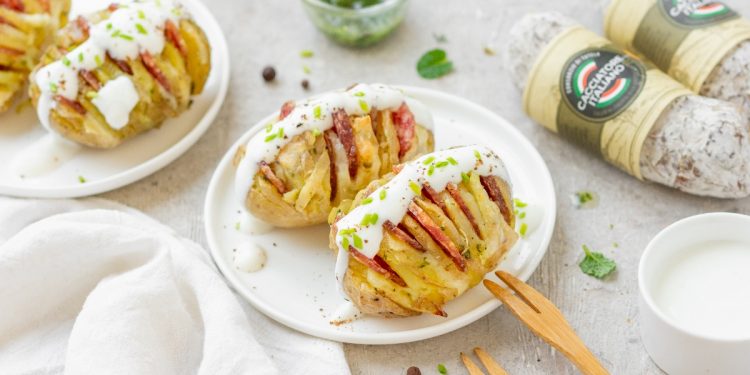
[234, 83, 435, 228]
[0, 0, 70, 112]
[29, 0, 211, 148]
[329, 145, 518, 317]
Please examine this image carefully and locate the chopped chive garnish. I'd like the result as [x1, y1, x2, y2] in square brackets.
[265, 123, 273, 133]
[340, 228, 356, 235]
[313, 106, 322, 119]
[461, 172, 470, 184]
[62, 56, 71, 67]
[136, 23, 148, 35]
[78, 175, 86, 183]
[361, 197, 373, 205]
[138, 9, 146, 19]
[379, 189, 386, 200]
[436, 161, 449, 168]
[519, 222, 528, 236]
[353, 91, 365, 97]
[361, 213, 377, 226]
[342, 237, 350, 249]
[106, 23, 113, 30]
[78, 52, 84, 62]
[264, 133, 277, 142]
[428, 164, 435, 176]
[474, 150, 482, 161]
[235, 222, 240, 230]
[519, 211, 526, 219]
[409, 181, 421, 195]
[49, 83, 58, 93]
[353, 234, 363, 249]
[302, 65, 311, 74]
[300, 50, 314, 58]
[359, 100, 369, 112]
[311, 128, 321, 137]
[94, 55, 103, 66]
[277, 127, 284, 139]
[514, 198, 527, 208]
[117, 33, 134, 41]
[422, 156, 435, 165]
[447, 157, 458, 165]
[171, 7, 182, 16]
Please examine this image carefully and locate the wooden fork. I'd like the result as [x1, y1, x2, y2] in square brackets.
[483, 271, 609, 375]
[460, 347, 508, 375]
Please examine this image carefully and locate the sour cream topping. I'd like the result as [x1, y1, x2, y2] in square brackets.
[233, 83, 434, 208]
[34, 0, 186, 132]
[333, 145, 511, 297]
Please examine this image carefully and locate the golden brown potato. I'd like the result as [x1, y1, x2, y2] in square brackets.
[28, 1, 211, 148]
[235, 86, 435, 228]
[329, 146, 518, 317]
[0, 0, 70, 112]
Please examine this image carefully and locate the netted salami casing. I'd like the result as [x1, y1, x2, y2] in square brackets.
[604, 0, 750, 124]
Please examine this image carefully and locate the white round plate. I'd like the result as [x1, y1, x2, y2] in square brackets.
[204, 87, 556, 345]
[0, 0, 229, 198]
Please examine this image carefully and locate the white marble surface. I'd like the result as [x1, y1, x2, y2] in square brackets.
[99, 0, 750, 374]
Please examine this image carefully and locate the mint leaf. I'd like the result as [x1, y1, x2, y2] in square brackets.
[579, 245, 616, 279]
[417, 49, 453, 79]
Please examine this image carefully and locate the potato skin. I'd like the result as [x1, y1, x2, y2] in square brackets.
[330, 172, 518, 317]
[241, 110, 434, 228]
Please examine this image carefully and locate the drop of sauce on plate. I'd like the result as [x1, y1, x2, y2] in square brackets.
[330, 301, 361, 326]
[10, 133, 81, 178]
[233, 241, 266, 273]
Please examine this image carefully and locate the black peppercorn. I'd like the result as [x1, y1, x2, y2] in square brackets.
[262, 66, 276, 82]
[301, 79, 310, 90]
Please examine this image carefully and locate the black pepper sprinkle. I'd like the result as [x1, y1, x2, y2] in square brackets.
[262, 66, 276, 82]
[407, 366, 421, 375]
[302, 79, 310, 90]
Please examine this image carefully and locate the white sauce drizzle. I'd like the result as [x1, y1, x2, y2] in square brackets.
[233, 241, 267, 273]
[92, 76, 140, 129]
[238, 211, 274, 235]
[34, 0, 185, 133]
[233, 83, 435, 211]
[330, 302, 361, 326]
[10, 133, 82, 178]
[333, 145, 511, 297]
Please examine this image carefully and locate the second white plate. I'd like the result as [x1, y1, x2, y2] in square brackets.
[204, 86, 557, 345]
[0, 0, 229, 198]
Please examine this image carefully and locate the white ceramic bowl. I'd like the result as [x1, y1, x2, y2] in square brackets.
[639, 213, 750, 375]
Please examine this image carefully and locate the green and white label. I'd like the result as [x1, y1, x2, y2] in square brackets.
[660, 0, 737, 27]
[561, 49, 646, 122]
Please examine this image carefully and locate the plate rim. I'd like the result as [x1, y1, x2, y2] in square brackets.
[204, 86, 557, 345]
[0, 0, 231, 199]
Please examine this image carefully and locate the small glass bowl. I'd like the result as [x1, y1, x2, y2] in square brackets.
[301, 0, 409, 48]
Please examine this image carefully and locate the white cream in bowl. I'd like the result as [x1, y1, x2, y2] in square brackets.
[639, 213, 750, 375]
[651, 240, 750, 340]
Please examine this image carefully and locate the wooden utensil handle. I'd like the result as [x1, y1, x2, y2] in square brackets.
[563, 335, 610, 375]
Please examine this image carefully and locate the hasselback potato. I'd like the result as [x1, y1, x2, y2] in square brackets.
[234, 83, 435, 228]
[29, 0, 211, 148]
[329, 145, 518, 317]
[0, 0, 70, 112]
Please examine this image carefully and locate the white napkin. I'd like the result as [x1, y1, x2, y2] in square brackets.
[0, 197, 350, 375]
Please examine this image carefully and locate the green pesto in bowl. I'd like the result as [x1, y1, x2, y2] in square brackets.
[302, 0, 408, 48]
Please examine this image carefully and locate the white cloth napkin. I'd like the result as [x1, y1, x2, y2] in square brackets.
[0, 197, 350, 375]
